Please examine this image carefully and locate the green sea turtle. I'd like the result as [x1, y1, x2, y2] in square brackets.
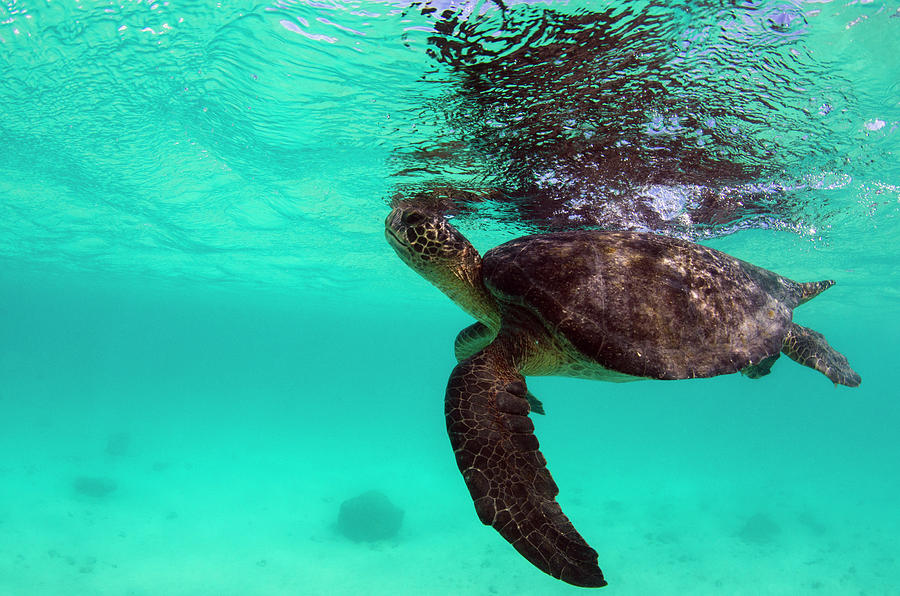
[384, 204, 860, 588]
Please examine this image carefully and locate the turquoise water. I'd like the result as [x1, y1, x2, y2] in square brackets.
[1, 1, 898, 594]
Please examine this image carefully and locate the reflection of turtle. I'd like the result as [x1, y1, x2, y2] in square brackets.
[385, 205, 860, 588]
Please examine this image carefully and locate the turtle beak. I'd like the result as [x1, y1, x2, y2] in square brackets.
[385, 209, 408, 254]
[385, 208, 402, 233]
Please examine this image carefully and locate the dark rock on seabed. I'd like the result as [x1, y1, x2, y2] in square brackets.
[336, 490, 404, 542]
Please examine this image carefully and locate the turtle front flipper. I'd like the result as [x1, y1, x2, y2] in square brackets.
[782, 322, 861, 387]
[445, 340, 606, 587]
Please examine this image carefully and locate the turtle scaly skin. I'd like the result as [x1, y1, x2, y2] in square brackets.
[385, 205, 860, 587]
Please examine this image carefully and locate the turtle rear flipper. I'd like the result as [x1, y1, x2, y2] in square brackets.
[445, 340, 606, 588]
[797, 279, 835, 305]
[782, 323, 861, 387]
[525, 390, 546, 415]
[741, 354, 780, 379]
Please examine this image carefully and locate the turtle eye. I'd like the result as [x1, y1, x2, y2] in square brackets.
[403, 212, 425, 226]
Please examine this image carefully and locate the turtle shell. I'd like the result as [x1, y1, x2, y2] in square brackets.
[482, 231, 795, 380]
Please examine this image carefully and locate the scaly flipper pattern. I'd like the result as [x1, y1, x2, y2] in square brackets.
[445, 340, 606, 587]
[782, 322, 861, 387]
[797, 279, 835, 305]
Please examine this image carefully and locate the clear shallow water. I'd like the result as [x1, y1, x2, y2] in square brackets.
[1, 1, 898, 594]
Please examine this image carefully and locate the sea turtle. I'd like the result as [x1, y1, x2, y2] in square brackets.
[384, 204, 861, 588]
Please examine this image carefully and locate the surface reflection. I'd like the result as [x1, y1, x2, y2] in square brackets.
[392, 0, 854, 237]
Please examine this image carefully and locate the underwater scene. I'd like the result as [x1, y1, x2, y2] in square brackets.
[1, 1, 898, 594]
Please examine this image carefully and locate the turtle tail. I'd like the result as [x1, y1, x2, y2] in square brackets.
[796, 279, 834, 305]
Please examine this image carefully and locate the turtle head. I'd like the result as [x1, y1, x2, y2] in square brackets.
[386, 205, 499, 329]
[385, 206, 472, 273]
